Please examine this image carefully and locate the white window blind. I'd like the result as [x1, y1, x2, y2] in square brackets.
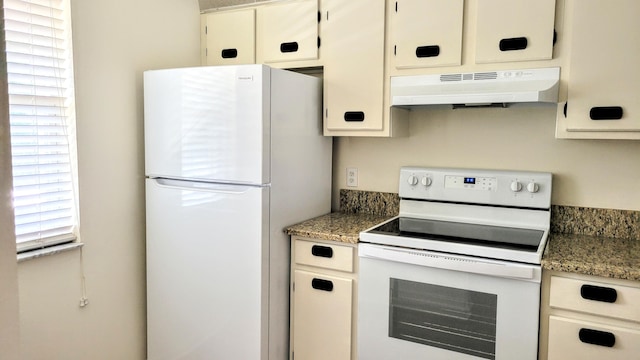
[3, 0, 78, 251]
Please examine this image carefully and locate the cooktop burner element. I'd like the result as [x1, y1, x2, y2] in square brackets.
[361, 167, 552, 264]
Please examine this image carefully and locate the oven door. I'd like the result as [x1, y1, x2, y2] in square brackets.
[357, 243, 541, 360]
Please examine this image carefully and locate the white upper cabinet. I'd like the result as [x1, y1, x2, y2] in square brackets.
[256, 0, 319, 64]
[556, 0, 640, 138]
[475, 0, 556, 64]
[322, 0, 386, 133]
[390, 0, 464, 69]
[201, 9, 256, 66]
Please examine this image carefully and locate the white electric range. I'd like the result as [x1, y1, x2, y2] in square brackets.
[358, 166, 552, 360]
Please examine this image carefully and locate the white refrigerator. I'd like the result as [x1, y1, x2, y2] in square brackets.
[143, 65, 332, 360]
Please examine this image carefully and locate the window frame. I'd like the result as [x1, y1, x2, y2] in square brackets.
[3, 0, 80, 253]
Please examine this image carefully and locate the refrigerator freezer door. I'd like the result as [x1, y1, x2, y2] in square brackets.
[146, 178, 269, 360]
[144, 65, 270, 184]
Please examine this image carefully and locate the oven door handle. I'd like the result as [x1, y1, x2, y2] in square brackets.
[359, 244, 538, 281]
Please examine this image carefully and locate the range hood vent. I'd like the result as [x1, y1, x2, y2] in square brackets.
[391, 67, 560, 107]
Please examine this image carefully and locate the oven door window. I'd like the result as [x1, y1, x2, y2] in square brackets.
[389, 278, 497, 360]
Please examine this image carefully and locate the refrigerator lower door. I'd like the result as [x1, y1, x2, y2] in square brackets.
[146, 178, 269, 360]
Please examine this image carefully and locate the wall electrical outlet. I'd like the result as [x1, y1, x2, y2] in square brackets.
[346, 167, 358, 187]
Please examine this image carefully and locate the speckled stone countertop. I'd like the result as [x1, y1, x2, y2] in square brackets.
[543, 233, 640, 281]
[286, 190, 640, 282]
[285, 212, 391, 244]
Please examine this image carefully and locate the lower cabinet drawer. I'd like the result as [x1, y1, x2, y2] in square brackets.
[294, 239, 354, 272]
[548, 316, 640, 360]
[549, 275, 640, 322]
[292, 270, 353, 360]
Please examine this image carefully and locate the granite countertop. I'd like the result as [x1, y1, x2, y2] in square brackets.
[542, 232, 640, 282]
[286, 211, 640, 282]
[285, 212, 391, 244]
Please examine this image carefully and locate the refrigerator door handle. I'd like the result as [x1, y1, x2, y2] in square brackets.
[152, 178, 259, 194]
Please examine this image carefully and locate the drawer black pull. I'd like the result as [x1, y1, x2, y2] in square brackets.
[581, 284, 617, 303]
[416, 45, 440, 58]
[221, 48, 238, 59]
[590, 106, 623, 120]
[579, 328, 616, 348]
[311, 278, 334, 292]
[280, 42, 299, 53]
[311, 245, 333, 258]
[344, 111, 365, 122]
[499, 37, 528, 51]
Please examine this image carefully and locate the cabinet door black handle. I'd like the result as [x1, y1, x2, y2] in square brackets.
[416, 45, 440, 58]
[590, 106, 623, 120]
[311, 245, 333, 258]
[221, 48, 238, 59]
[280, 42, 299, 53]
[311, 278, 334, 292]
[344, 111, 365, 122]
[579, 328, 616, 348]
[580, 284, 618, 303]
[499, 37, 528, 51]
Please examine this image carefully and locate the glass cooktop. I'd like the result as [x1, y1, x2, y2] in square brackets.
[367, 217, 544, 253]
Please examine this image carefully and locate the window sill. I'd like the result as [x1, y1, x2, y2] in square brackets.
[17, 242, 84, 263]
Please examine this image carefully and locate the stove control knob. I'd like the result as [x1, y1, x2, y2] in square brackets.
[421, 176, 432, 187]
[510, 181, 523, 192]
[407, 175, 418, 186]
[527, 182, 539, 193]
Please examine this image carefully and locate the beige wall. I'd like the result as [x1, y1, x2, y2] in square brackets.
[17, 0, 200, 359]
[0, 4, 20, 358]
[333, 105, 640, 211]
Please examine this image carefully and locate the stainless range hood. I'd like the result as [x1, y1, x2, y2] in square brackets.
[391, 67, 560, 107]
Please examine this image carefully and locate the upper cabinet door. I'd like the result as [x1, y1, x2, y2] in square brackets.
[562, 0, 640, 133]
[323, 0, 386, 132]
[475, 0, 556, 64]
[391, 0, 464, 69]
[257, 0, 319, 64]
[202, 9, 256, 66]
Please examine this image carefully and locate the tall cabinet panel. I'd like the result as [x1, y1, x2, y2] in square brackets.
[391, 0, 464, 69]
[559, 0, 640, 135]
[256, 0, 319, 64]
[201, 9, 256, 66]
[323, 0, 386, 132]
[475, 0, 556, 63]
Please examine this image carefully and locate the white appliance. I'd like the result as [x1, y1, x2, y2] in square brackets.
[358, 167, 552, 360]
[143, 65, 331, 360]
[391, 67, 560, 107]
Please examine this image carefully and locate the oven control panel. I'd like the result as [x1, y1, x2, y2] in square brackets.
[444, 175, 497, 191]
[400, 167, 552, 209]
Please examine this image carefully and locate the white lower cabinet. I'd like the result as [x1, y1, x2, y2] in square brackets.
[540, 271, 640, 360]
[548, 316, 640, 360]
[290, 237, 357, 360]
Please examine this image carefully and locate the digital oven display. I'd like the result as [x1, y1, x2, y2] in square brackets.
[464, 177, 476, 185]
